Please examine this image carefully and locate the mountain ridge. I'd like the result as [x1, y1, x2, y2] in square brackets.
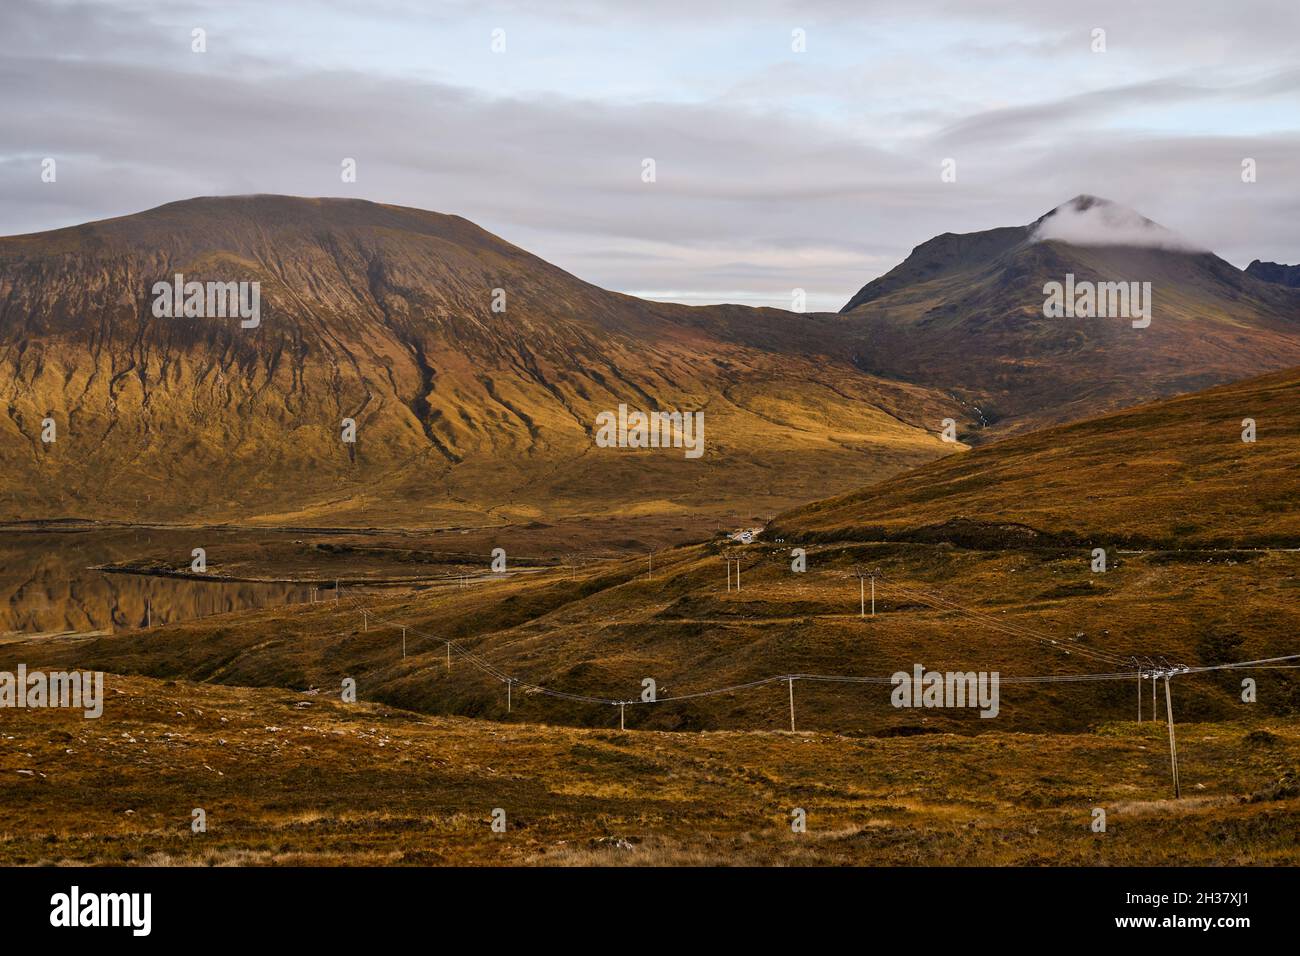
[1246, 259, 1300, 288]
[3, 193, 1298, 525]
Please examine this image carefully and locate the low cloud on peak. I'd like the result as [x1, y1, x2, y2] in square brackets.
[1030, 195, 1207, 252]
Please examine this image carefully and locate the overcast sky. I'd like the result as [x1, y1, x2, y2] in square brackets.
[2, 0, 1298, 311]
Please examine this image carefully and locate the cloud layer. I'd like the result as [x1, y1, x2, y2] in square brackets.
[1, 0, 1297, 311]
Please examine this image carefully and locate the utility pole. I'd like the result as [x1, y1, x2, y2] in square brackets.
[506, 679, 512, 714]
[1136, 666, 1142, 723]
[1164, 673, 1180, 799]
[851, 566, 875, 618]
[401, 626, 406, 659]
[620, 702, 626, 731]
[446, 642, 451, 672]
[362, 609, 368, 632]
[723, 551, 743, 593]
[788, 677, 796, 733]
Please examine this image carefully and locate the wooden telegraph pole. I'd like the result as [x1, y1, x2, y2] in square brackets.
[1163, 671, 1181, 799]
[723, 551, 742, 592]
[850, 566, 876, 618]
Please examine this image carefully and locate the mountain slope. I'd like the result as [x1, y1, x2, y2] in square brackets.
[771, 364, 1300, 549]
[0, 196, 957, 526]
[838, 196, 1300, 433]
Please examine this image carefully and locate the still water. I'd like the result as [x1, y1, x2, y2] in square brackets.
[0, 529, 312, 635]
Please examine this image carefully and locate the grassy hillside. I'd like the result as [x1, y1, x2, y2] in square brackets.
[5, 368, 1299, 737]
[6, 363, 1300, 866]
[8, 532, 1298, 736]
[2, 673, 1297, 865]
[771, 365, 1300, 549]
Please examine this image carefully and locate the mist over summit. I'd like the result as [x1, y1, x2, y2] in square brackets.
[1030, 195, 1206, 252]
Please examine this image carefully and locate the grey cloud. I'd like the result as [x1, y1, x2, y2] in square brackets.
[1, 0, 1298, 311]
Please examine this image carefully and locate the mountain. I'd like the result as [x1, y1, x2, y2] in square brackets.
[3, 194, 1297, 528]
[1246, 260, 1300, 288]
[838, 196, 1300, 433]
[0, 195, 956, 527]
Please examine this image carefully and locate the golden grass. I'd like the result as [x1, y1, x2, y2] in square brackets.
[2, 674, 1297, 866]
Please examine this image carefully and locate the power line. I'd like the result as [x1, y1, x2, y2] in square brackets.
[876, 573, 1136, 667]
[331, 585, 1297, 711]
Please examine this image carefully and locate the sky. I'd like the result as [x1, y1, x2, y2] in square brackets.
[2, 0, 1298, 312]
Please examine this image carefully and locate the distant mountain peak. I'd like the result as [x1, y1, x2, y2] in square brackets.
[1059, 193, 1116, 212]
[1246, 259, 1300, 288]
